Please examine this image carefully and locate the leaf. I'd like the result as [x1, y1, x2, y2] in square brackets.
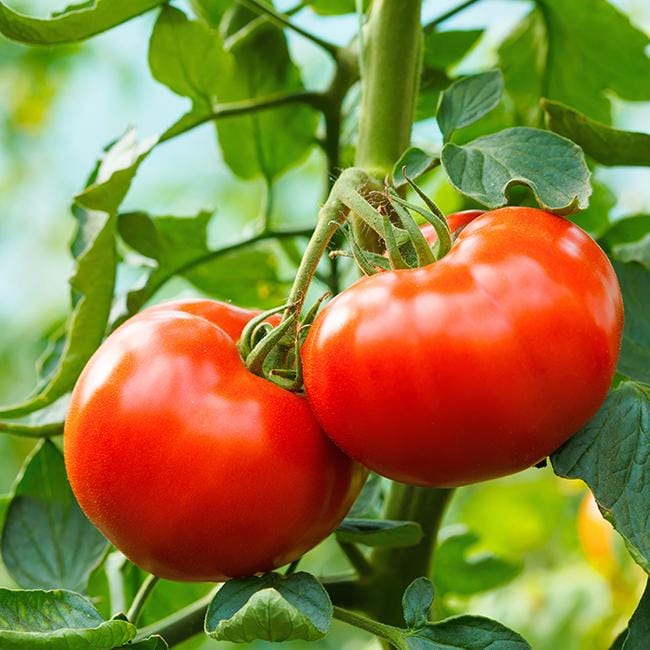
[542, 100, 650, 167]
[402, 578, 434, 630]
[0, 128, 154, 418]
[551, 381, 650, 571]
[441, 127, 591, 214]
[433, 526, 521, 596]
[75, 128, 157, 213]
[307, 0, 370, 15]
[122, 635, 168, 649]
[602, 216, 650, 270]
[614, 263, 650, 384]
[1, 441, 107, 592]
[205, 572, 332, 643]
[393, 148, 440, 188]
[117, 211, 292, 318]
[417, 67, 452, 122]
[401, 615, 531, 649]
[437, 70, 504, 142]
[622, 580, 650, 649]
[0, 589, 135, 648]
[499, 1, 650, 124]
[336, 518, 423, 548]
[216, 6, 318, 179]
[0, 0, 164, 45]
[422, 29, 483, 70]
[149, 5, 225, 107]
[190, 0, 231, 28]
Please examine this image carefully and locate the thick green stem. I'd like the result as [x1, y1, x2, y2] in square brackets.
[333, 607, 406, 649]
[368, 486, 453, 626]
[353, 0, 423, 249]
[355, 0, 422, 178]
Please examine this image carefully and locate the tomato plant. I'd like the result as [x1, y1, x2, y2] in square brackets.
[0, 1, 648, 649]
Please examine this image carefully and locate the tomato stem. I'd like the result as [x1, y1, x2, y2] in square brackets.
[126, 574, 159, 625]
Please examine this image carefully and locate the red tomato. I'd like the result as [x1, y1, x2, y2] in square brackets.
[420, 209, 485, 245]
[65, 299, 365, 581]
[302, 208, 623, 487]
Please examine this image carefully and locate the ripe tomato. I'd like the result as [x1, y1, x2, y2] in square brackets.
[65, 299, 365, 581]
[302, 208, 623, 487]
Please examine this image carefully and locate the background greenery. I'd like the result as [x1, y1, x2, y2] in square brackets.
[0, 1, 649, 648]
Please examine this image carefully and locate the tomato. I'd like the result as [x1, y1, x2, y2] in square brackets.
[302, 207, 623, 487]
[64, 299, 365, 582]
[420, 209, 485, 245]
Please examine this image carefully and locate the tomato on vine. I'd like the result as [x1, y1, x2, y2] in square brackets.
[64, 299, 365, 582]
[302, 207, 623, 487]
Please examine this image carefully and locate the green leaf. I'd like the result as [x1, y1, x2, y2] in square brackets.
[0, 589, 135, 648]
[423, 29, 483, 70]
[190, 0, 231, 28]
[417, 67, 452, 122]
[205, 572, 332, 642]
[75, 128, 157, 213]
[1, 441, 107, 592]
[401, 615, 531, 649]
[307, 0, 370, 15]
[433, 526, 521, 596]
[614, 263, 650, 383]
[499, 1, 650, 124]
[149, 6, 225, 107]
[621, 580, 650, 649]
[216, 6, 318, 179]
[437, 70, 504, 142]
[402, 578, 434, 630]
[393, 148, 440, 188]
[542, 100, 650, 167]
[441, 127, 591, 214]
[336, 518, 423, 548]
[117, 211, 292, 318]
[0, 0, 164, 45]
[552, 381, 650, 571]
[602, 216, 650, 270]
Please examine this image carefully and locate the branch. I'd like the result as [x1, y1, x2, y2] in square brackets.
[236, 0, 340, 59]
[0, 420, 63, 438]
[424, 0, 483, 32]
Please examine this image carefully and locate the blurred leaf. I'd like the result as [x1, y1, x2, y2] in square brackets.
[393, 148, 439, 187]
[205, 572, 331, 642]
[0, 589, 135, 648]
[117, 211, 293, 317]
[543, 100, 650, 167]
[417, 66, 452, 121]
[441, 127, 591, 213]
[438, 70, 503, 142]
[0, 0, 164, 45]
[602, 216, 650, 270]
[614, 262, 650, 383]
[1, 441, 107, 592]
[217, 5, 318, 179]
[620, 580, 650, 649]
[402, 577, 434, 629]
[433, 526, 522, 596]
[307, 0, 370, 15]
[499, 1, 650, 124]
[423, 29, 483, 70]
[399, 616, 531, 649]
[552, 381, 650, 572]
[348, 473, 383, 518]
[190, 0, 231, 27]
[336, 518, 423, 548]
[570, 180, 615, 239]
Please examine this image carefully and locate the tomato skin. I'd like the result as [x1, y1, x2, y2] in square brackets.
[302, 207, 623, 487]
[64, 299, 365, 582]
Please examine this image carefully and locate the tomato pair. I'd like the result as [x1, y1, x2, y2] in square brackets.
[65, 206, 622, 581]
